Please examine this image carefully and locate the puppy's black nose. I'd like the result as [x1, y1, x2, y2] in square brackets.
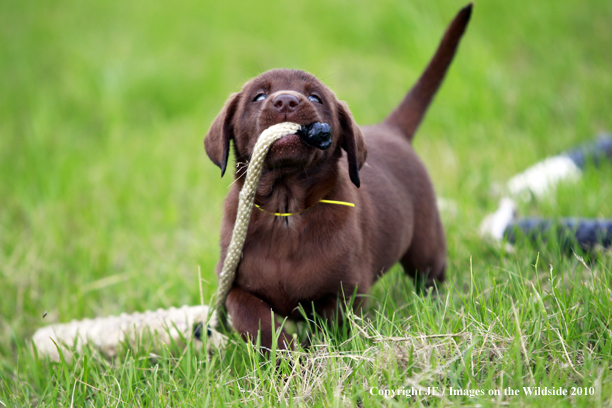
[273, 94, 300, 113]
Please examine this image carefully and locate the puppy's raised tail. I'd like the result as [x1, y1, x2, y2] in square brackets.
[385, 3, 472, 141]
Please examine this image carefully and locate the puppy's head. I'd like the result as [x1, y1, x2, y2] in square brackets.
[204, 69, 367, 187]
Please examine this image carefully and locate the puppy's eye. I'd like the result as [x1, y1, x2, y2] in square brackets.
[253, 93, 267, 102]
[308, 95, 322, 104]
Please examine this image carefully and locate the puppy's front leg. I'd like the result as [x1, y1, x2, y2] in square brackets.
[226, 286, 293, 351]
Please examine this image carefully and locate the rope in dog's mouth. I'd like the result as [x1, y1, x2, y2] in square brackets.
[214, 121, 352, 330]
[29, 122, 352, 357]
[30, 122, 338, 358]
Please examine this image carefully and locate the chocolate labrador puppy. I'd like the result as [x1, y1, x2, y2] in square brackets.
[205, 4, 472, 350]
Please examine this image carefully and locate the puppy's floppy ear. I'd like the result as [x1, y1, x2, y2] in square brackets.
[204, 93, 241, 177]
[337, 101, 367, 188]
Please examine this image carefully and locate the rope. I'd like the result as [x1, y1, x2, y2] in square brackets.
[215, 122, 302, 330]
[32, 305, 223, 361]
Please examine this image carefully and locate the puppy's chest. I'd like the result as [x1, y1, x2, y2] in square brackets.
[235, 222, 351, 305]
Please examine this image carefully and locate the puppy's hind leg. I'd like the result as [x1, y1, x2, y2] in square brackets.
[400, 217, 447, 294]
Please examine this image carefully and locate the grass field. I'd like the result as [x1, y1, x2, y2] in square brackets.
[1, 0, 612, 406]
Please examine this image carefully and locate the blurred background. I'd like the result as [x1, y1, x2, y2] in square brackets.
[1, 0, 611, 354]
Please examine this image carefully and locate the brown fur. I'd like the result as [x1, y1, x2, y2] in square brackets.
[204, 4, 472, 350]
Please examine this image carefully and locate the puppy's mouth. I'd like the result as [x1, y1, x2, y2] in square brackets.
[272, 133, 302, 150]
[267, 134, 307, 167]
[265, 122, 332, 168]
[270, 122, 332, 150]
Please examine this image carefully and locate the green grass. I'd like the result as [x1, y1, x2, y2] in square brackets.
[1, 0, 611, 406]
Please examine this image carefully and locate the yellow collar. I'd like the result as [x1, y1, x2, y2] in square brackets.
[254, 199, 355, 217]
